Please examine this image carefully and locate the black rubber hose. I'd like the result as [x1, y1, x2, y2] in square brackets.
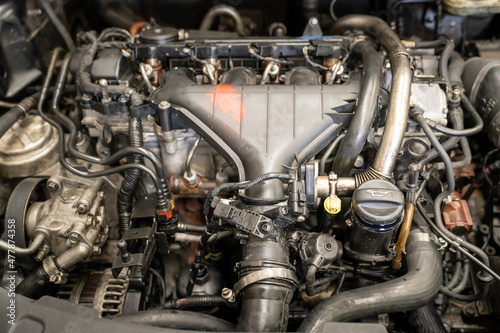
[39, 50, 165, 200]
[439, 284, 488, 301]
[419, 110, 461, 167]
[411, 106, 495, 282]
[51, 39, 166, 182]
[305, 265, 319, 297]
[448, 51, 466, 89]
[320, 133, 344, 176]
[416, 202, 500, 282]
[411, 302, 447, 333]
[186, 224, 217, 296]
[332, 41, 382, 176]
[50, 51, 168, 207]
[426, 92, 483, 136]
[16, 266, 50, 298]
[117, 310, 235, 331]
[438, 39, 454, 92]
[414, 39, 448, 48]
[39, 0, 76, 52]
[298, 231, 442, 333]
[0, 92, 41, 139]
[117, 116, 144, 233]
[203, 172, 291, 215]
[452, 259, 470, 293]
[163, 296, 230, 309]
[444, 253, 463, 290]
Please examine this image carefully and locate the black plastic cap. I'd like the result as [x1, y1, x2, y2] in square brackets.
[352, 179, 405, 232]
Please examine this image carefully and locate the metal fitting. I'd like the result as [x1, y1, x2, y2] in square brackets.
[43, 256, 68, 284]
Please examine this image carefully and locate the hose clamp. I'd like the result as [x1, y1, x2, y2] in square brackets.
[449, 237, 464, 252]
[232, 267, 299, 297]
[391, 51, 410, 59]
[42, 256, 68, 284]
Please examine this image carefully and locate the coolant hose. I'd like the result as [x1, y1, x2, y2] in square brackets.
[298, 231, 442, 333]
[0, 94, 40, 139]
[118, 309, 235, 331]
[411, 302, 447, 333]
[332, 41, 382, 176]
[15, 266, 50, 298]
[332, 15, 412, 179]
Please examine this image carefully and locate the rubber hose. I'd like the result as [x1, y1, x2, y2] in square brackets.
[411, 302, 447, 333]
[332, 41, 382, 177]
[117, 310, 235, 331]
[16, 266, 50, 298]
[298, 232, 442, 333]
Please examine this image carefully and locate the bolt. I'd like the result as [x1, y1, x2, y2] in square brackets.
[158, 101, 171, 110]
[280, 207, 289, 216]
[77, 202, 88, 214]
[69, 233, 80, 244]
[86, 216, 94, 226]
[99, 79, 111, 104]
[221, 287, 235, 302]
[93, 245, 101, 255]
[47, 180, 59, 192]
[309, 17, 318, 26]
[260, 222, 272, 234]
[465, 305, 476, 316]
[119, 95, 129, 104]
[117, 239, 131, 263]
[353, 155, 364, 168]
[297, 215, 306, 222]
[222, 288, 231, 297]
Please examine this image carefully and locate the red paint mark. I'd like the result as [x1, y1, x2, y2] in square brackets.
[206, 85, 244, 123]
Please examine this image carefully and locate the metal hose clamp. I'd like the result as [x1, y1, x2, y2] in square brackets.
[43, 256, 68, 284]
[232, 267, 299, 297]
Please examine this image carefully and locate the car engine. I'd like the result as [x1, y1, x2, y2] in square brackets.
[1, 1, 500, 332]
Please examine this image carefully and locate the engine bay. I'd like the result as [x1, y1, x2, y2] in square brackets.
[1, 1, 500, 332]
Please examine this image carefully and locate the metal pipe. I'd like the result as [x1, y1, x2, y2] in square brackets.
[298, 231, 442, 333]
[199, 4, 247, 36]
[185, 136, 201, 178]
[0, 234, 45, 255]
[332, 15, 412, 178]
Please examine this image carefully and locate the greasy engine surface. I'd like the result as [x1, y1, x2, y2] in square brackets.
[1, 1, 500, 332]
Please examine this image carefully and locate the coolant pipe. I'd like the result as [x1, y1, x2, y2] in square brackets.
[298, 231, 442, 333]
[332, 15, 412, 179]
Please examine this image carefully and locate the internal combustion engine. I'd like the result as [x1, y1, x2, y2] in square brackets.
[1, 1, 500, 332]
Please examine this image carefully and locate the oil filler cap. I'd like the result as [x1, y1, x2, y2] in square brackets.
[352, 179, 404, 232]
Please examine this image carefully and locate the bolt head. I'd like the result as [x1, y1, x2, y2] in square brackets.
[47, 180, 59, 192]
[99, 79, 108, 87]
[69, 233, 80, 244]
[158, 101, 171, 110]
[260, 222, 272, 233]
[77, 202, 88, 214]
[309, 17, 318, 26]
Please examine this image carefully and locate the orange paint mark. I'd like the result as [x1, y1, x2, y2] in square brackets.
[206, 85, 244, 123]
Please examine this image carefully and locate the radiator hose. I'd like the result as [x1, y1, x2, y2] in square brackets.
[298, 231, 442, 333]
